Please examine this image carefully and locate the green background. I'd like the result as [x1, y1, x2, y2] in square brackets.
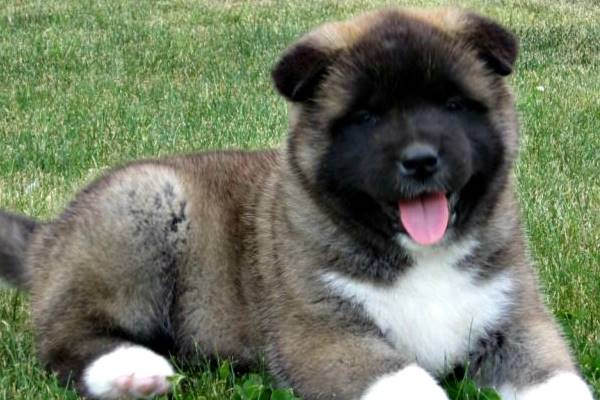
[0, 0, 598, 398]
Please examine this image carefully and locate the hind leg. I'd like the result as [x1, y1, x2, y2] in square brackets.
[29, 164, 190, 398]
[39, 332, 174, 399]
[83, 343, 174, 399]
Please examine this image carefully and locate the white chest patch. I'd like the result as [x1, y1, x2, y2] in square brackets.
[323, 238, 513, 375]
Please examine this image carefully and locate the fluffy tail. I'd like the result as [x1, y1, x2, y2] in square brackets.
[0, 211, 39, 290]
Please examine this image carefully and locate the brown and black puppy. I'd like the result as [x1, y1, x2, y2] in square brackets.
[0, 8, 593, 400]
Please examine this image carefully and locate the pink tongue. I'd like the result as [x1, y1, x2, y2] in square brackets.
[398, 192, 449, 246]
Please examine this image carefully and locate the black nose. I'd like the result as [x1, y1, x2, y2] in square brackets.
[399, 144, 440, 178]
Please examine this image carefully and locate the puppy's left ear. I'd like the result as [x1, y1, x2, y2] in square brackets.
[272, 40, 335, 102]
[462, 13, 519, 76]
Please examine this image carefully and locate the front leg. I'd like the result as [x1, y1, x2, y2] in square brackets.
[362, 364, 449, 400]
[499, 372, 593, 400]
[267, 314, 449, 400]
[475, 306, 593, 399]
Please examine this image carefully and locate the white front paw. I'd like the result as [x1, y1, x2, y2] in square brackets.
[499, 372, 593, 400]
[362, 364, 449, 400]
[83, 345, 175, 399]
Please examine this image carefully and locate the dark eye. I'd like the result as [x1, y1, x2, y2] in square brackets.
[445, 96, 465, 112]
[444, 96, 487, 113]
[351, 110, 380, 126]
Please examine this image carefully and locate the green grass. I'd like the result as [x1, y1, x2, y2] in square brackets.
[0, 0, 598, 398]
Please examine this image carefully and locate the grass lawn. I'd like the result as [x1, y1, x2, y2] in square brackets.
[0, 0, 598, 398]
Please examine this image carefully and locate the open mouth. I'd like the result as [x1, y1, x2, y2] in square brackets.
[397, 192, 458, 246]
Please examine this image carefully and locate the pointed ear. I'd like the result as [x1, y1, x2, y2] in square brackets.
[272, 41, 334, 102]
[462, 13, 518, 76]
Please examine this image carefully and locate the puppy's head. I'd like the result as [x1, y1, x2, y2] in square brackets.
[273, 8, 519, 246]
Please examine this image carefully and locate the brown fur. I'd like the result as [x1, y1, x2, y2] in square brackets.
[0, 7, 585, 399]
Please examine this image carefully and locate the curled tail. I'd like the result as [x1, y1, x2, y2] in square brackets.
[0, 211, 39, 290]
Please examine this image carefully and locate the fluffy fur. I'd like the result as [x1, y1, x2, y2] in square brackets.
[322, 238, 514, 374]
[0, 7, 593, 400]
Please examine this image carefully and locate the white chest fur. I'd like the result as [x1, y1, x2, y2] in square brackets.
[324, 239, 513, 375]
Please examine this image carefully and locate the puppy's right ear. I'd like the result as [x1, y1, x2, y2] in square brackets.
[272, 41, 334, 102]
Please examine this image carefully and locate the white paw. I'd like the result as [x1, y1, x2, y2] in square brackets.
[83, 345, 175, 399]
[499, 372, 593, 400]
[362, 364, 449, 400]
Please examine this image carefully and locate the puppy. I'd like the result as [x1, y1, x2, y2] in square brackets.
[0, 7, 593, 400]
